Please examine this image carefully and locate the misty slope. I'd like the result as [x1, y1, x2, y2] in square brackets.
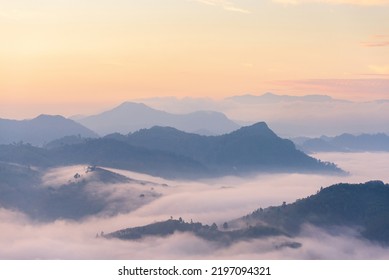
[240, 181, 389, 244]
[0, 115, 98, 146]
[115, 122, 342, 174]
[296, 133, 389, 153]
[0, 165, 162, 221]
[76, 102, 240, 135]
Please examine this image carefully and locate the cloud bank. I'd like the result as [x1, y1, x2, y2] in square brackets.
[1, 152, 389, 259]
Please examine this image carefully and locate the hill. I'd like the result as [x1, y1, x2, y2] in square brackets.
[241, 180, 389, 244]
[0, 115, 98, 146]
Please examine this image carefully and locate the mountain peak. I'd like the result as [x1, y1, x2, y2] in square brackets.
[117, 101, 150, 108]
[248, 121, 270, 129]
[113, 102, 157, 113]
[33, 114, 66, 121]
[232, 122, 276, 137]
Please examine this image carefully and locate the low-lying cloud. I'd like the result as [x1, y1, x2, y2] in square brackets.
[1, 152, 389, 259]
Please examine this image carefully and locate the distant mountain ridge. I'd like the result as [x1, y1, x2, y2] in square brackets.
[0, 114, 98, 146]
[227, 92, 340, 103]
[134, 93, 389, 137]
[76, 101, 240, 136]
[295, 133, 389, 153]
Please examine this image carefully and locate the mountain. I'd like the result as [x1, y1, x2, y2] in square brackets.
[116, 122, 343, 175]
[296, 133, 389, 153]
[0, 115, 98, 146]
[76, 102, 240, 136]
[240, 181, 389, 244]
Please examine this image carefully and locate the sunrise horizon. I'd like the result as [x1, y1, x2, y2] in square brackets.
[1, 0, 388, 119]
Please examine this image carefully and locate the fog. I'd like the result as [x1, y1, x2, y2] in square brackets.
[39, 165, 162, 218]
[1, 152, 389, 259]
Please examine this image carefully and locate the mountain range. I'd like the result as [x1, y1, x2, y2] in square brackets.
[294, 133, 389, 153]
[4, 93, 389, 147]
[133, 93, 389, 137]
[105, 122, 343, 175]
[0, 122, 342, 179]
[75, 102, 240, 136]
[226, 92, 342, 104]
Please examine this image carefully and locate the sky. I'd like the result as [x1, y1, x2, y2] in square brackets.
[1, 0, 389, 119]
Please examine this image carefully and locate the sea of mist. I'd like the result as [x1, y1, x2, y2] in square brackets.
[1, 152, 389, 259]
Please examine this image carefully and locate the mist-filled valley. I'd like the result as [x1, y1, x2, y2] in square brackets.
[1, 151, 389, 259]
[2, 96, 389, 259]
[2, 0, 389, 265]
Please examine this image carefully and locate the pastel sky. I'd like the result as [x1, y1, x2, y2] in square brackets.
[1, 0, 388, 118]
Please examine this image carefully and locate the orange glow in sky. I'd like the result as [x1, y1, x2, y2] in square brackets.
[1, 0, 388, 118]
